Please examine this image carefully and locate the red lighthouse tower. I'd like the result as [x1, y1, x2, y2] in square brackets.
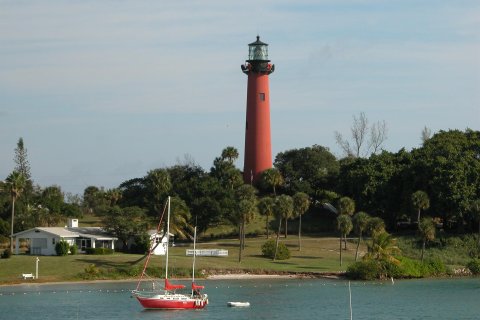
[241, 36, 275, 184]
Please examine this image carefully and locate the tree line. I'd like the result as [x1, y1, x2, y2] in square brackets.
[1, 129, 479, 261]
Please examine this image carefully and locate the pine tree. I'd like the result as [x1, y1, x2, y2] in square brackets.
[14, 138, 32, 181]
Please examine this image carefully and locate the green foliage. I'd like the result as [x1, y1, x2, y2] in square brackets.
[130, 232, 150, 254]
[85, 247, 114, 255]
[261, 239, 290, 260]
[1, 248, 12, 259]
[274, 145, 339, 196]
[338, 197, 355, 216]
[346, 260, 385, 280]
[466, 259, 480, 275]
[84, 264, 100, 276]
[70, 244, 78, 255]
[0, 219, 9, 237]
[55, 240, 70, 256]
[347, 256, 448, 280]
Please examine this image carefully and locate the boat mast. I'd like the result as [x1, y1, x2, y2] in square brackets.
[192, 226, 197, 286]
[165, 196, 171, 280]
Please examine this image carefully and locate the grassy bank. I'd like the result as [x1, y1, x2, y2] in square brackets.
[0, 236, 361, 285]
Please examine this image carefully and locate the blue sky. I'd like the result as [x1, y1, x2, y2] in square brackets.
[1, 0, 479, 196]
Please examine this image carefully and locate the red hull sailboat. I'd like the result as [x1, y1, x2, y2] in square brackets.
[132, 197, 208, 309]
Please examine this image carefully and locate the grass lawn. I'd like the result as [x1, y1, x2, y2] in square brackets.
[0, 235, 364, 285]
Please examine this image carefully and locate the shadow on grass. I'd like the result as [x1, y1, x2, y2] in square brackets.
[291, 255, 318, 260]
[74, 257, 141, 268]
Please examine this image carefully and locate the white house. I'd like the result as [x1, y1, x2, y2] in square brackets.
[148, 230, 172, 256]
[13, 219, 117, 255]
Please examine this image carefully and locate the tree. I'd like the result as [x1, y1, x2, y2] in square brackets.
[211, 153, 243, 191]
[412, 129, 480, 230]
[260, 168, 284, 196]
[257, 196, 275, 238]
[82, 186, 109, 215]
[168, 197, 193, 240]
[273, 194, 293, 260]
[471, 200, 480, 246]
[365, 231, 400, 265]
[335, 112, 388, 158]
[336, 214, 353, 266]
[105, 188, 122, 207]
[234, 184, 257, 262]
[221, 146, 239, 164]
[13, 138, 33, 204]
[144, 169, 172, 216]
[367, 217, 386, 239]
[6, 171, 26, 252]
[103, 206, 148, 251]
[352, 211, 370, 261]
[292, 192, 310, 250]
[418, 217, 436, 262]
[274, 145, 339, 197]
[412, 190, 430, 225]
[338, 197, 355, 216]
[337, 196, 355, 249]
[337, 149, 413, 227]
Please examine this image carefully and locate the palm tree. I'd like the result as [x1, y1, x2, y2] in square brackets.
[365, 231, 400, 265]
[338, 196, 355, 216]
[235, 184, 257, 262]
[6, 171, 26, 253]
[260, 168, 284, 196]
[144, 169, 172, 214]
[352, 211, 370, 261]
[419, 217, 436, 262]
[105, 188, 122, 207]
[367, 217, 386, 239]
[337, 214, 353, 266]
[221, 146, 239, 164]
[470, 200, 480, 246]
[168, 197, 193, 240]
[273, 194, 293, 260]
[293, 192, 310, 251]
[257, 197, 275, 238]
[337, 196, 355, 249]
[412, 190, 430, 225]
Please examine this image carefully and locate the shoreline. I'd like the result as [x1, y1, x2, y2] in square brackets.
[0, 272, 345, 288]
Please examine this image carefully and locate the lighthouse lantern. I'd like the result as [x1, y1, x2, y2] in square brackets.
[248, 36, 269, 61]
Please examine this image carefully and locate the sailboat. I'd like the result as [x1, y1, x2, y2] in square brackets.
[132, 196, 208, 309]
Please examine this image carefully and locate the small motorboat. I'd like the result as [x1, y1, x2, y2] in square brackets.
[227, 301, 250, 307]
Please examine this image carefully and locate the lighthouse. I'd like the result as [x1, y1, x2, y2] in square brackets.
[241, 36, 275, 184]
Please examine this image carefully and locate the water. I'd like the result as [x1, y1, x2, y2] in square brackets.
[0, 278, 479, 320]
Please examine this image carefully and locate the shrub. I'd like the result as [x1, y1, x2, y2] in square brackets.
[467, 259, 480, 275]
[261, 239, 290, 260]
[1, 248, 12, 259]
[55, 240, 70, 256]
[346, 260, 382, 280]
[70, 244, 78, 255]
[85, 247, 114, 255]
[421, 258, 447, 276]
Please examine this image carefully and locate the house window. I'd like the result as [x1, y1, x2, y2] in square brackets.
[259, 93, 265, 101]
[52, 238, 56, 245]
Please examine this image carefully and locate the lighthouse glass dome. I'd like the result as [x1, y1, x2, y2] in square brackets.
[248, 36, 269, 61]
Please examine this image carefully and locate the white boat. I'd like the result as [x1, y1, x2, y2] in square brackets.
[132, 197, 208, 309]
[227, 301, 251, 307]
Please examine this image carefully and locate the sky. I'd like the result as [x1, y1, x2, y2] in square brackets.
[1, 0, 479, 196]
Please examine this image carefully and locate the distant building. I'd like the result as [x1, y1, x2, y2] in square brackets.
[12, 219, 117, 255]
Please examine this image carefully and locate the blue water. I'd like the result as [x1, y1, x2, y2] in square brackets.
[0, 278, 479, 319]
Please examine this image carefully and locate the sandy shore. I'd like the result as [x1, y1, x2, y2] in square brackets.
[207, 274, 298, 280]
[1, 272, 345, 287]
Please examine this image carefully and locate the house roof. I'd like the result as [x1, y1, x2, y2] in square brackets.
[147, 230, 173, 237]
[13, 227, 117, 240]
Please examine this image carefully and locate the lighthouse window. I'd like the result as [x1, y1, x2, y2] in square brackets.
[259, 93, 265, 101]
